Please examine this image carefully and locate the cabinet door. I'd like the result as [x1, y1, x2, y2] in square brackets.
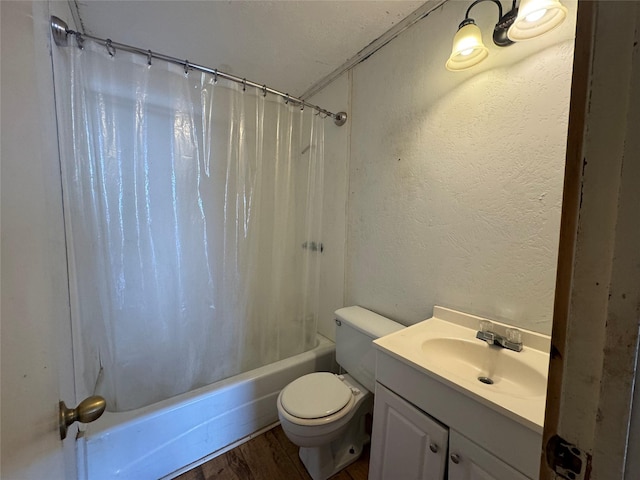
[369, 383, 448, 480]
[448, 431, 531, 480]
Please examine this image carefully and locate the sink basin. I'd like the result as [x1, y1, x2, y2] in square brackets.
[420, 337, 547, 398]
[373, 306, 551, 431]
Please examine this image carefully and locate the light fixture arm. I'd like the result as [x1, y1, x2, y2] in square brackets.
[462, 0, 518, 47]
[464, 0, 505, 22]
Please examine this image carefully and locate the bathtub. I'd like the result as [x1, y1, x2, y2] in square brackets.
[77, 334, 336, 480]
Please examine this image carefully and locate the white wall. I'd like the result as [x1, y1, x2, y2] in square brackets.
[341, 1, 577, 333]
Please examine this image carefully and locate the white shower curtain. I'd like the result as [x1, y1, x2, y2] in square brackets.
[53, 40, 324, 411]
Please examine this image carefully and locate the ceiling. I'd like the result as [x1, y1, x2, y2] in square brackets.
[72, 1, 427, 98]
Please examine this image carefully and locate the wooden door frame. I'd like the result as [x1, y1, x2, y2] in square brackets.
[541, 1, 640, 479]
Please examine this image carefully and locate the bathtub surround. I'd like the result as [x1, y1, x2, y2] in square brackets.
[311, 0, 577, 334]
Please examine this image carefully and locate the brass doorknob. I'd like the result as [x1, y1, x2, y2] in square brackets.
[59, 396, 106, 440]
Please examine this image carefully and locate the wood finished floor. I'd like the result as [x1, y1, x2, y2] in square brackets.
[174, 425, 369, 480]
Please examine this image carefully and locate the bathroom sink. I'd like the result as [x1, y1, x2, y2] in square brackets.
[420, 337, 547, 398]
[373, 306, 551, 431]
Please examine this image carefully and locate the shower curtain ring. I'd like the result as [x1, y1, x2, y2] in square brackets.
[300, 103, 305, 111]
[214, 69, 218, 84]
[105, 39, 115, 57]
[75, 32, 84, 50]
[242, 78, 246, 92]
[262, 85, 267, 97]
[184, 60, 190, 76]
[147, 50, 153, 66]
[285, 94, 290, 105]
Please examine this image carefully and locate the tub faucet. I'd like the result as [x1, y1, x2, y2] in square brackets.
[476, 321, 523, 352]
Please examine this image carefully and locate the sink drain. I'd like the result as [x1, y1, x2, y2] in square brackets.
[478, 376, 494, 385]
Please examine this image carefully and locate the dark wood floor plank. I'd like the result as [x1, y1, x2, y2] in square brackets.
[271, 426, 313, 479]
[174, 466, 206, 480]
[200, 448, 251, 480]
[272, 423, 300, 457]
[328, 471, 353, 480]
[239, 429, 301, 480]
[175, 425, 370, 480]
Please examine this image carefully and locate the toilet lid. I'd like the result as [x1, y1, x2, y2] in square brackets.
[280, 372, 352, 419]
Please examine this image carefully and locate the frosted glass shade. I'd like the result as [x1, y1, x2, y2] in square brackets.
[507, 0, 568, 41]
[445, 22, 489, 71]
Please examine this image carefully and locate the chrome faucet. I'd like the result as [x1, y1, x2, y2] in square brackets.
[476, 320, 523, 352]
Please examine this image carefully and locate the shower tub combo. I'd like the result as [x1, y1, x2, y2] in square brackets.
[77, 335, 335, 480]
[52, 21, 338, 480]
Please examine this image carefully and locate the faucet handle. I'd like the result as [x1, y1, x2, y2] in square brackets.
[479, 320, 494, 333]
[506, 328, 522, 344]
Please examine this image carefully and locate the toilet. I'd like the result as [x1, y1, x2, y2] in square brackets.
[277, 306, 404, 480]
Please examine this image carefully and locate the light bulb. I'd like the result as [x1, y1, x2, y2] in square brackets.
[525, 9, 547, 22]
[507, 0, 567, 41]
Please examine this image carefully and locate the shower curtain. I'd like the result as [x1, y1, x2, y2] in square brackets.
[53, 41, 325, 411]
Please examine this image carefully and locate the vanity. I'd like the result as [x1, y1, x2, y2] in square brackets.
[369, 306, 550, 480]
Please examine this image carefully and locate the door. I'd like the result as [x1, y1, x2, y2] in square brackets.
[1, 2, 77, 479]
[369, 383, 448, 480]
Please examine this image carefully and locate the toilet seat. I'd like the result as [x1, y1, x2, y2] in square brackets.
[281, 373, 352, 419]
[279, 373, 356, 425]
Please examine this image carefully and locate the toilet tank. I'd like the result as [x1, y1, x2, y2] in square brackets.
[335, 306, 404, 392]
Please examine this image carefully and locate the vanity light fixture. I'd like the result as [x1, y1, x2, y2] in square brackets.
[445, 0, 567, 71]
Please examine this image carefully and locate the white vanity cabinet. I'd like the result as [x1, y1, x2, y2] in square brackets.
[448, 430, 529, 480]
[370, 350, 542, 479]
[370, 307, 549, 480]
[369, 382, 530, 480]
[369, 383, 448, 480]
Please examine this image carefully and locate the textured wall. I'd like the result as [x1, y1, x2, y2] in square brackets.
[346, 1, 577, 333]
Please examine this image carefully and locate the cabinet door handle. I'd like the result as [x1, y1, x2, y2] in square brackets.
[450, 453, 461, 464]
[429, 443, 439, 453]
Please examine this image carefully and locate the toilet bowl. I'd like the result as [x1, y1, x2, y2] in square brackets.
[277, 372, 372, 480]
[276, 306, 405, 480]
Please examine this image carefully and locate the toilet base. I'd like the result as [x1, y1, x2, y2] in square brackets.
[297, 398, 372, 480]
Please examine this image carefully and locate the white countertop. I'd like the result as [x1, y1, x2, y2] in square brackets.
[374, 306, 550, 433]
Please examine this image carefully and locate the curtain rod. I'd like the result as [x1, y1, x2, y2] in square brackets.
[50, 16, 348, 127]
